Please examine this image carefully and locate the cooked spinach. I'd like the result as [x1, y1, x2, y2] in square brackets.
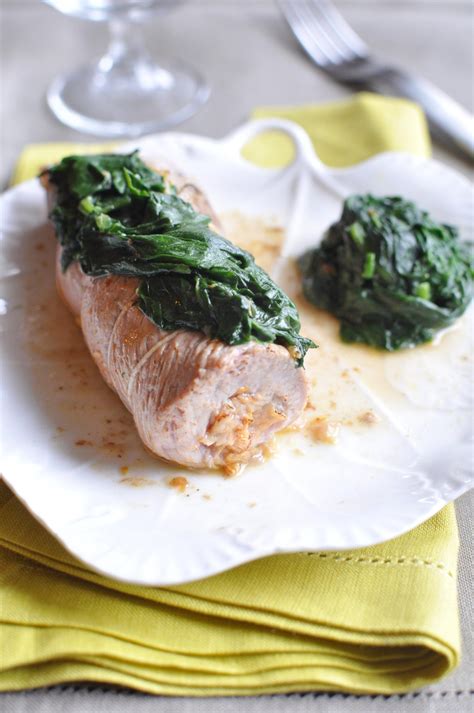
[299, 194, 473, 350]
[46, 152, 314, 364]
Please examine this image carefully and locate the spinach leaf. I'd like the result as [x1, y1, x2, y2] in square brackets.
[299, 194, 473, 350]
[46, 152, 314, 365]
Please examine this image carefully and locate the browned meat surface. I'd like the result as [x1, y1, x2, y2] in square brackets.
[48, 162, 309, 472]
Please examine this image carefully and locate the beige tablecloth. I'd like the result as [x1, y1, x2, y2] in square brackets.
[1, 1, 472, 710]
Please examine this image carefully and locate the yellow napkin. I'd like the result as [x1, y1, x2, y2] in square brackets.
[0, 93, 459, 696]
[249, 92, 431, 168]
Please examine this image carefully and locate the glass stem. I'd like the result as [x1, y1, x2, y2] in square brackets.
[97, 18, 169, 90]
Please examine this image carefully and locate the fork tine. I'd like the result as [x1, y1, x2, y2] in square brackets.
[315, 0, 368, 59]
[281, 0, 350, 66]
[279, 0, 332, 66]
[299, 0, 362, 64]
[279, 0, 368, 68]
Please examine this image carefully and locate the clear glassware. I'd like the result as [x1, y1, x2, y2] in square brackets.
[42, 1, 210, 137]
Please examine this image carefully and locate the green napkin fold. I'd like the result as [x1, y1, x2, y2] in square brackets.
[0, 93, 459, 696]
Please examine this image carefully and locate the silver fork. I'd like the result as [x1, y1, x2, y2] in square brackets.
[279, 0, 474, 161]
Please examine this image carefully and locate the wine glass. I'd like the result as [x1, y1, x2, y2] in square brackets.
[42, 0, 210, 137]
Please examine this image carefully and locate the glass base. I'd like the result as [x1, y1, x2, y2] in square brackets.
[47, 57, 210, 138]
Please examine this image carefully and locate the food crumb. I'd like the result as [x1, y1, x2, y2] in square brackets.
[202, 494, 212, 501]
[119, 466, 129, 475]
[248, 502, 257, 508]
[169, 476, 189, 493]
[292, 447, 304, 456]
[358, 410, 379, 425]
[308, 417, 340, 444]
[56, 426, 65, 433]
[120, 476, 154, 488]
[75, 439, 93, 447]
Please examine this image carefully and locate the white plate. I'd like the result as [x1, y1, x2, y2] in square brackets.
[1, 119, 472, 585]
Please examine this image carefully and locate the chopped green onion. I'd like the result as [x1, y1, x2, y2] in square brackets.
[95, 213, 113, 231]
[362, 252, 376, 279]
[79, 196, 95, 214]
[348, 222, 365, 245]
[368, 209, 382, 228]
[416, 282, 432, 300]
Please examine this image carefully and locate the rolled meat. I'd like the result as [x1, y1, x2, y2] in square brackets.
[45, 163, 309, 473]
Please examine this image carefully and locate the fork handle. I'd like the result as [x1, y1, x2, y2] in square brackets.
[368, 69, 474, 161]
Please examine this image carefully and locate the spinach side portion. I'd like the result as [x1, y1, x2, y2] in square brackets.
[46, 152, 315, 365]
[298, 194, 473, 350]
